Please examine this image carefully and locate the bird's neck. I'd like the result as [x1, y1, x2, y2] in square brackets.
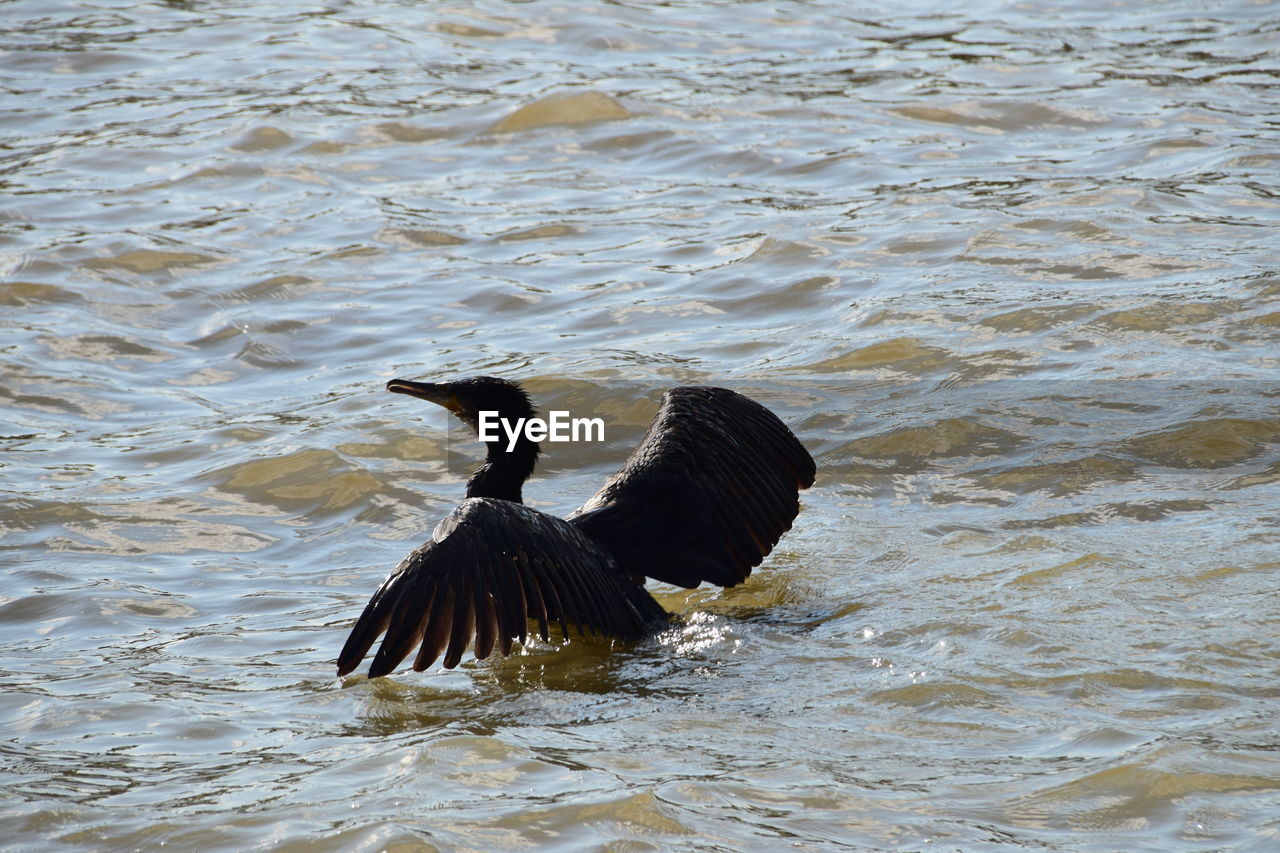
[465, 435, 539, 502]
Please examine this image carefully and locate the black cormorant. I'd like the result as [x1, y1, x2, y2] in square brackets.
[337, 376, 816, 678]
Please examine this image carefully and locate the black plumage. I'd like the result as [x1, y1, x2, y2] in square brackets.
[337, 376, 815, 678]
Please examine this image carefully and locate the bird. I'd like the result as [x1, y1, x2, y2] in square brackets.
[337, 376, 816, 678]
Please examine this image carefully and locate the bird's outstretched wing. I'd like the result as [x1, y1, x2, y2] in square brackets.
[569, 386, 816, 589]
[337, 498, 667, 677]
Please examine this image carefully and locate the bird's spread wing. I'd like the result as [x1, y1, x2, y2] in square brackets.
[337, 498, 667, 677]
[569, 386, 816, 589]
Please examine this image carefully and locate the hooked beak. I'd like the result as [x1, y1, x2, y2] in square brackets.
[386, 379, 462, 414]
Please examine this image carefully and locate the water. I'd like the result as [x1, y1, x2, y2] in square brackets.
[3, 0, 1278, 849]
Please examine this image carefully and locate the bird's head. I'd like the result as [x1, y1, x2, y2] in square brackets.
[386, 375, 537, 436]
[388, 375, 540, 501]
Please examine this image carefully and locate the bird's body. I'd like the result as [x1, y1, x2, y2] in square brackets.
[337, 376, 815, 678]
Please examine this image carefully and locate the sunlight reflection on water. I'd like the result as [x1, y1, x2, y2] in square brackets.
[2, 0, 1279, 849]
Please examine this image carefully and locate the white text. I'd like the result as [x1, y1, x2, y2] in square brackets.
[477, 411, 605, 451]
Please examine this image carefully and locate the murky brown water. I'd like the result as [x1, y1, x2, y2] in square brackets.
[3, 0, 1278, 850]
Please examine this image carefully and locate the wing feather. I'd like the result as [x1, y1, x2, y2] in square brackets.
[513, 548, 552, 642]
[472, 571, 498, 661]
[443, 573, 476, 670]
[414, 585, 454, 672]
[570, 386, 815, 589]
[337, 497, 668, 677]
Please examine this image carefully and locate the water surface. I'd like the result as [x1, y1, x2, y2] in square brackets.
[2, 0, 1278, 850]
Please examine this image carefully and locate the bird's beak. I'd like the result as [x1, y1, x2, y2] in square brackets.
[386, 379, 463, 414]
